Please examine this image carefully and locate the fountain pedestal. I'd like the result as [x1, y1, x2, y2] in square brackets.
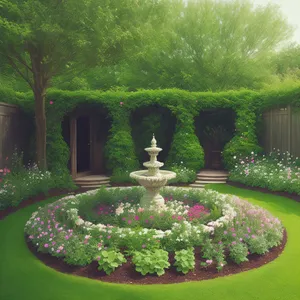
[130, 135, 176, 209]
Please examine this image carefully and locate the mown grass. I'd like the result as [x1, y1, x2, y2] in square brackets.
[0, 185, 299, 300]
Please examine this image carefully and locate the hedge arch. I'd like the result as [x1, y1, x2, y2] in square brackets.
[130, 105, 176, 165]
[1, 86, 299, 182]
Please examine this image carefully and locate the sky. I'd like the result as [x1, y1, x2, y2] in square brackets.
[251, 0, 300, 44]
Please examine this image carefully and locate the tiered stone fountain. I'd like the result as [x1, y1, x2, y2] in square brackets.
[130, 135, 176, 209]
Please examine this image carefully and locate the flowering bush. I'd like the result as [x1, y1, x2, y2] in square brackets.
[229, 149, 300, 195]
[168, 163, 197, 184]
[0, 161, 76, 210]
[24, 187, 284, 275]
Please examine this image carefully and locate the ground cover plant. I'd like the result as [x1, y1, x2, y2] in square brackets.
[229, 149, 300, 195]
[24, 187, 284, 276]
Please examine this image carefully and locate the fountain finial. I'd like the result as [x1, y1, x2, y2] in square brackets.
[151, 134, 157, 147]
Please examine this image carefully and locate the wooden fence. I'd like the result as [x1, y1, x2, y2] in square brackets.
[0, 102, 32, 169]
[263, 105, 300, 157]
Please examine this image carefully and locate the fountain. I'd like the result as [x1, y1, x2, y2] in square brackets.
[130, 134, 176, 209]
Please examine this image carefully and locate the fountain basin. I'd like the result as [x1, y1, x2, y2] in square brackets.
[130, 170, 176, 187]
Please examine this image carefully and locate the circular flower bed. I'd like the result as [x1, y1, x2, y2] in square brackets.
[25, 187, 284, 279]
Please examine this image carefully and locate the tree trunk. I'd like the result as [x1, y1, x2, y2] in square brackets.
[30, 50, 48, 170]
[34, 87, 47, 170]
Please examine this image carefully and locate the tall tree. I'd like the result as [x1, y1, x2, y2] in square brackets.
[117, 0, 293, 91]
[0, 0, 143, 168]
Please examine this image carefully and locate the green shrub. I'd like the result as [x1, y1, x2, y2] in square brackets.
[174, 248, 195, 274]
[97, 250, 126, 275]
[132, 249, 170, 276]
[229, 242, 249, 264]
[168, 164, 197, 184]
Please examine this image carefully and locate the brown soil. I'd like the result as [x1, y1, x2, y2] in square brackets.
[26, 230, 287, 285]
[227, 181, 300, 203]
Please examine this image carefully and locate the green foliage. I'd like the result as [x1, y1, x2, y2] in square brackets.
[1, 85, 300, 180]
[132, 249, 170, 276]
[64, 237, 98, 266]
[229, 151, 300, 195]
[229, 242, 249, 264]
[174, 248, 195, 274]
[247, 235, 269, 255]
[97, 250, 126, 275]
[167, 108, 204, 171]
[201, 239, 226, 271]
[168, 164, 197, 184]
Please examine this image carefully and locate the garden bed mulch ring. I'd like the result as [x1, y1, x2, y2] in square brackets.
[227, 181, 300, 203]
[26, 230, 287, 285]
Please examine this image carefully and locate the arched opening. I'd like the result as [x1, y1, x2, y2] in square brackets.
[62, 104, 111, 177]
[130, 105, 176, 166]
[195, 109, 236, 170]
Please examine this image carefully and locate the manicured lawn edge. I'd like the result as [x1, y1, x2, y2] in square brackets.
[0, 185, 299, 300]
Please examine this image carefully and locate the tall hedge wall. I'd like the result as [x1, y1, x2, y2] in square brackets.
[2, 85, 300, 181]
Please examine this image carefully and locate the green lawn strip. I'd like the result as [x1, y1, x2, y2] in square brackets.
[0, 186, 299, 300]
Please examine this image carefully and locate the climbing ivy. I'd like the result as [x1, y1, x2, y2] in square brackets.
[1, 86, 299, 182]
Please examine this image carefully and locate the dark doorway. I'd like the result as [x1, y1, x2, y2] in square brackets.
[62, 105, 111, 176]
[131, 105, 176, 166]
[195, 109, 235, 170]
[77, 116, 90, 173]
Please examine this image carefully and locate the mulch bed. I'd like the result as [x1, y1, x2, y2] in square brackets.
[227, 181, 300, 203]
[26, 230, 287, 284]
[1, 183, 290, 284]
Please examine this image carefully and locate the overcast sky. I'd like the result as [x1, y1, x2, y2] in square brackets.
[251, 0, 300, 44]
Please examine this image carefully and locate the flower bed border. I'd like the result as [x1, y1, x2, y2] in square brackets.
[25, 229, 287, 284]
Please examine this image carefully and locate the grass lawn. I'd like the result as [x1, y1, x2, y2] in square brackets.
[0, 185, 299, 300]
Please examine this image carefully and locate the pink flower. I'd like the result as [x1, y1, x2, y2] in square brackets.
[44, 244, 49, 248]
[128, 220, 132, 224]
[134, 215, 139, 221]
[96, 256, 101, 261]
[142, 244, 146, 248]
[149, 216, 154, 219]
[206, 259, 213, 265]
[120, 102, 124, 106]
[232, 233, 236, 237]
[145, 219, 149, 223]
[137, 207, 144, 213]
[49, 101, 53, 105]
[107, 236, 111, 239]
